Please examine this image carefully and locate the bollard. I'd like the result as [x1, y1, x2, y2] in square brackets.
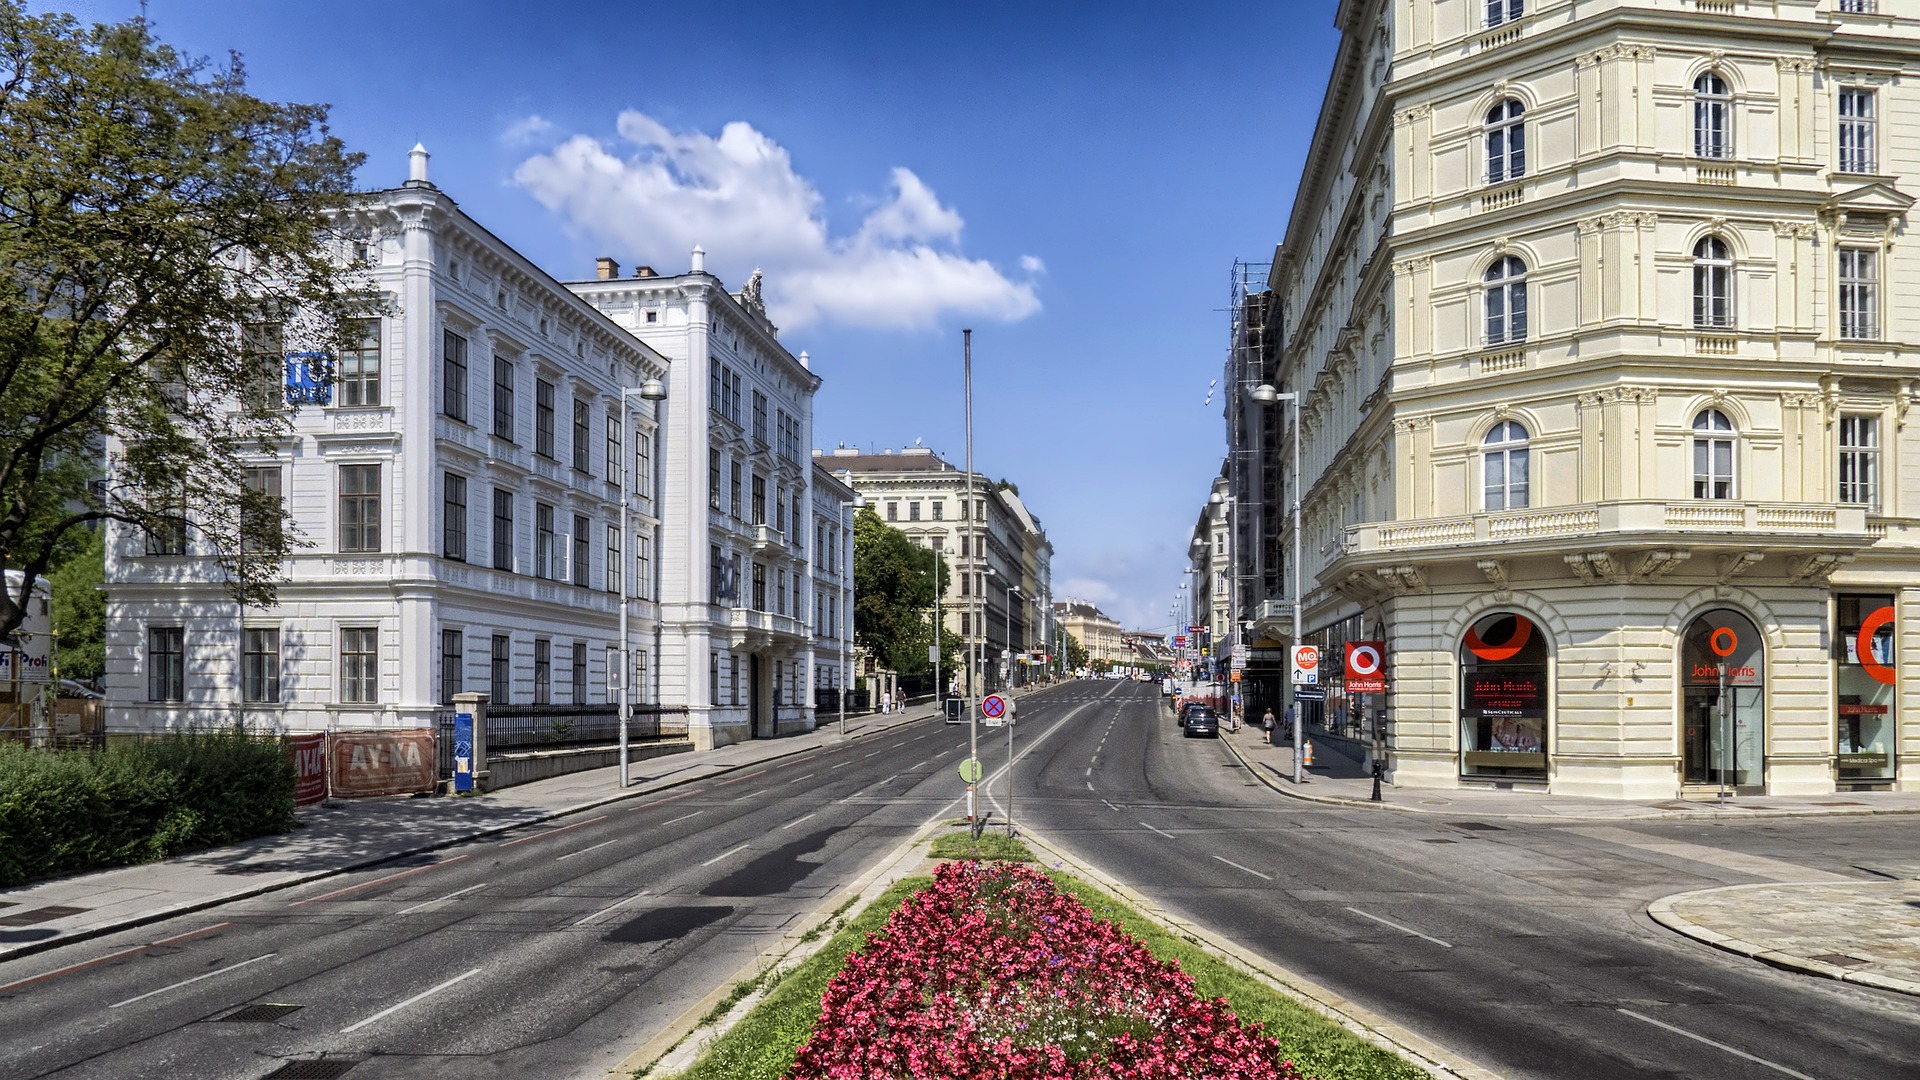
[1303, 740, 1314, 768]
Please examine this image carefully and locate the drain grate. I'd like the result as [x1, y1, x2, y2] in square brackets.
[1808, 953, 1870, 968]
[261, 1061, 356, 1079]
[1449, 822, 1503, 832]
[0, 905, 90, 926]
[217, 1003, 303, 1023]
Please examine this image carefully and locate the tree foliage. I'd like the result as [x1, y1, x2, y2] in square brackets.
[1062, 631, 1089, 673]
[853, 507, 949, 676]
[0, 3, 373, 640]
[47, 525, 102, 682]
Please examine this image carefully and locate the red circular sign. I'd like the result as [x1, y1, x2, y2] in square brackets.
[1294, 647, 1318, 670]
[1858, 606, 1896, 687]
[1348, 644, 1382, 676]
[981, 695, 1006, 718]
[1466, 616, 1533, 662]
[1709, 627, 1739, 657]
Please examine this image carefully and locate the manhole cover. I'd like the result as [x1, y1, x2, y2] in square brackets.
[261, 1062, 355, 1079]
[1808, 954, 1870, 968]
[0, 905, 90, 926]
[217, 1003, 303, 1023]
[1449, 822, 1503, 832]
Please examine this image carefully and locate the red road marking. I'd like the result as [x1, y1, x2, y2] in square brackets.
[290, 855, 471, 906]
[0, 922, 233, 996]
[712, 770, 769, 787]
[498, 816, 609, 848]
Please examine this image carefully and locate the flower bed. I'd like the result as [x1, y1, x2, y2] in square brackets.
[788, 860, 1312, 1079]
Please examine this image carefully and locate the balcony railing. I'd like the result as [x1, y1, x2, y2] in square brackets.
[1344, 500, 1869, 556]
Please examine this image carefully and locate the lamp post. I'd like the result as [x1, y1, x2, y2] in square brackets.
[618, 378, 668, 789]
[1250, 382, 1305, 784]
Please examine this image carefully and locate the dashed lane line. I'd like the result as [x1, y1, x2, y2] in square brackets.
[1345, 907, 1452, 948]
[107, 953, 275, 1009]
[396, 883, 488, 915]
[1141, 822, 1176, 839]
[1212, 855, 1273, 881]
[700, 844, 751, 868]
[340, 967, 483, 1034]
[1617, 1009, 1820, 1080]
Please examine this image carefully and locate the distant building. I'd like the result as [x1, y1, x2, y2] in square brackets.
[1055, 600, 1123, 667]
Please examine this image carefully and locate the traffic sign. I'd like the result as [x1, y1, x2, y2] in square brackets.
[981, 694, 1007, 719]
[1345, 641, 1387, 693]
[1291, 645, 1320, 686]
[1293, 686, 1326, 701]
[958, 758, 983, 783]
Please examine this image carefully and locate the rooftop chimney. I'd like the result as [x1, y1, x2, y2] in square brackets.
[595, 257, 620, 281]
[632, 265, 657, 278]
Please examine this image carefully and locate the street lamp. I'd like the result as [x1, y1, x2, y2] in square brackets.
[1250, 382, 1306, 783]
[618, 377, 668, 789]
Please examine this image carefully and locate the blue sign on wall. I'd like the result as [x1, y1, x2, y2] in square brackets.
[453, 712, 475, 793]
[284, 352, 331, 405]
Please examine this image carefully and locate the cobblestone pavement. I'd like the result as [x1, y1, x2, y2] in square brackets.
[1651, 879, 1920, 996]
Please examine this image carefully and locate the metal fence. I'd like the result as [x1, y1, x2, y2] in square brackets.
[435, 705, 691, 778]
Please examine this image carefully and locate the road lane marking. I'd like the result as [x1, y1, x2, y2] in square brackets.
[863, 751, 882, 759]
[701, 844, 751, 867]
[731, 791, 763, 802]
[1617, 1009, 1819, 1079]
[910, 759, 927, 768]
[1102, 801, 1120, 812]
[787, 773, 816, 785]
[781, 812, 818, 830]
[107, 953, 275, 1008]
[661, 810, 707, 826]
[1086, 781, 1095, 791]
[341, 967, 483, 1034]
[0, 924, 236, 996]
[830, 761, 852, 770]
[397, 883, 489, 914]
[1084, 767, 1092, 777]
[293, 856, 470, 906]
[500, 816, 609, 847]
[572, 889, 649, 928]
[557, 838, 622, 861]
[1141, 822, 1176, 839]
[1345, 907, 1452, 948]
[1212, 856, 1273, 881]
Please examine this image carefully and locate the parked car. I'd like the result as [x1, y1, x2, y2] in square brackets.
[1182, 706, 1220, 738]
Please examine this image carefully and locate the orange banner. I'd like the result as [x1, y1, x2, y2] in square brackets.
[328, 730, 437, 798]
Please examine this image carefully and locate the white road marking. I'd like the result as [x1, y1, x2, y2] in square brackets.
[1102, 801, 1120, 812]
[1618, 1009, 1820, 1079]
[781, 812, 818, 830]
[701, 843, 751, 867]
[1345, 907, 1452, 948]
[787, 773, 815, 784]
[830, 761, 852, 770]
[910, 759, 927, 768]
[1141, 822, 1176, 839]
[863, 751, 882, 759]
[1084, 767, 1093, 777]
[108, 953, 275, 1009]
[556, 838, 621, 861]
[396, 883, 489, 914]
[731, 791, 762, 802]
[1212, 855, 1274, 881]
[341, 967, 483, 1034]
[571, 888, 649, 928]
[661, 810, 707, 826]
[1086, 781, 1095, 791]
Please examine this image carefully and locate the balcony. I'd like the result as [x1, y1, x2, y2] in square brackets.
[1341, 500, 1874, 560]
[728, 606, 808, 650]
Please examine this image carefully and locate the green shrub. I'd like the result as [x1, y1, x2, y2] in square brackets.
[0, 728, 295, 885]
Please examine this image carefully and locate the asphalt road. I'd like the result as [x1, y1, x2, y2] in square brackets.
[0, 691, 1115, 1080]
[1017, 682, 1920, 1080]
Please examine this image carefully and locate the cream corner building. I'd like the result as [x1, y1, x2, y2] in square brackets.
[1261, 0, 1919, 799]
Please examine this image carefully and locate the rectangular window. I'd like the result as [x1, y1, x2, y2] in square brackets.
[909, 502, 921, 521]
[148, 626, 184, 702]
[491, 634, 512, 704]
[241, 321, 284, 412]
[752, 390, 769, 444]
[636, 432, 653, 500]
[242, 628, 280, 704]
[492, 488, 514, 571]
[1485, 0, 1522, 27]
[341, 626, 378, 704]
[606, 412, 622, 486]
[573, 399, 592, 473]
[571, 641, 587, 705]
[709, 651, 721, 704]
[338, 464, 381, 553]
[493, 356, 516, 440]
[441, 628, 463, 705]
[775, 486, 787, 533]
[443, 472, 468, 561]
[535, 379, 556, 458]
[776, 568, 788, 616]
[711, 544, 724, 605]
[1838, 248, 1879, 341]
[637, 533, 652, 600]
[607, 523, 622, 594]
[535, 502, 556, 579]
[887, 502, 898, 521]
[731, 461, 744, 519]
[634, 649, 647, 704]
[709, 449, 722, 510]
[1839, 414, 1879, 508]
[339, 319, 381, 407]
[443, 330, 468, 422]
[1839, 0, 1878, 11]
[145, 494, 187, 556]
[1838, 88, 1877, 174]
[710, 364, 723, 417]
[533, 638, 550, 705]
[932, 501, 943, 520]
[732, 655, 741, 706]
[573, 514, 590, 587]
[240, 465, 283, 554]
[753, 561, 767, 610]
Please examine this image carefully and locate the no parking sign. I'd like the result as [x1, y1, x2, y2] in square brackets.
[1345, 641, 1387, 693]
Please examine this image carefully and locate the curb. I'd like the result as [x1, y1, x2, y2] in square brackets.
[1017, 825, 1505, 1080]
[1647, 885, 1920, 998]
[0, 716, 939, 967]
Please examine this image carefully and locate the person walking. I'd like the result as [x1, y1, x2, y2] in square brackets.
[1262, 706, 1277, 745]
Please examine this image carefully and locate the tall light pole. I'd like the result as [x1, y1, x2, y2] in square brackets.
[618, 378, 668, 789]
[1251, 383, 1304, 783]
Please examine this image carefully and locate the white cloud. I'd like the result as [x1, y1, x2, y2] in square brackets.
[512, 111, 1039, 330]
[1019, 254, 1046, 275]
[501, 115, 555, 144]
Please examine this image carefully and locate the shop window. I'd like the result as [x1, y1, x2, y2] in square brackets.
[1680, 609, 1765, 790]
[1835, 595, 1895, 783]
[1459, 613, 1549, 780]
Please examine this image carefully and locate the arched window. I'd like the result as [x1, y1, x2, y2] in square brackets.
[1692, 409, 1736, 500]
[1693, 237, 1734, 329]
[1487, 100, 1527, 184]
[1486, 0, 1524, 28]
[1484, 256, 1528, 345]
[1693, 73, 1732, 159]
[1483, 421, 1530, 511]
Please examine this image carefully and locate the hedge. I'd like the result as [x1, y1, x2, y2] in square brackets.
[0, 728, 295, 885]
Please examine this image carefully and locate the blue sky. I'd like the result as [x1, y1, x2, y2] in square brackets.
[58, 0, 1338, 633]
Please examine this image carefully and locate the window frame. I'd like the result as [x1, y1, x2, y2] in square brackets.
[1485, 0, 1523, 28]
[572, 513, 590, 587]
[338, 318, 382, 407]
[1691, 409, 1738, 500]
[242, 627, 281, 704]
[1693, 72, 1733, 160]
[340, 626, 379, 704]
[572, 398, 592, 474]
[1485, 99, 1527, 185]
[492, 488, 515, 572]
[490, 634, 512, 705]
[1482, 421, 1531, 511]
[440, 628, 463, 705]
[337, 463, 382, 554]
[1838, 413, 1880, 508]
[1838, 246, 1880, 341]
[534, 379, 556, 458]
[148, 625, 185, 702]
[1483, 255, 1529, 346]
[443, 330, 469, 422]
[443, 471, 468, 561]
[492, 355, 516, 441]
[1837, 86, 1877, 175]
[1692, 237, 1735, 330]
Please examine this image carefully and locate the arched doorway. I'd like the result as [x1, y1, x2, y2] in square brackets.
[1459, 612, 1549, 781]
[1681, 609, 1764, 791]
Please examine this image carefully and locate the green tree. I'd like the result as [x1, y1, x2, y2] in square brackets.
[853, 507, 949, 675]
[47, 525, 102, 682]
[1062, 631, 1089, 673]
[0, 3, 374, 641]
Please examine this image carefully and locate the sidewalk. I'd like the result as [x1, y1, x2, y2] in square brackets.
[1217, 720, 1920, 997]
[0, 703, 941, 966]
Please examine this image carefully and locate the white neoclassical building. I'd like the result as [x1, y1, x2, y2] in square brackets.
[1254, 0, 1920, 798]
[105, 148, 671, 739]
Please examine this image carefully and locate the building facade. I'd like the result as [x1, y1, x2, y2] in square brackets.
[1056, 600, 1126, 668]
[1253, 0, 1919, 798]
[106, 148, 672, 738]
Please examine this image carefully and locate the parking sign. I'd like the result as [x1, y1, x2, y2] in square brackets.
[1290, 645, 1320, 686]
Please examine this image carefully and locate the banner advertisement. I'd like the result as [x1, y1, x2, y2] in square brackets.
[287, 733, 328, 807]
[328, 730, 437, 797]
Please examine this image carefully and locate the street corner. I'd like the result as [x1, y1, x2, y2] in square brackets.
[1648, 879, 1920, 997]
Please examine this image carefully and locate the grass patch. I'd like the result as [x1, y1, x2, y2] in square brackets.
[1047, 872, 1432, 1080]
[654, 875, 933, 1080]
[928, 828, 1036, 863]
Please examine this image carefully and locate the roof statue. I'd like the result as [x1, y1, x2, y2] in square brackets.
[740, 267, 765, 315]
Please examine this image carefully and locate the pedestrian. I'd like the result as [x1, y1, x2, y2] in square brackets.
[1262, 707, 1277, 745]
[880, 689, 891, 714]
[1282, 704, 1295, 744]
